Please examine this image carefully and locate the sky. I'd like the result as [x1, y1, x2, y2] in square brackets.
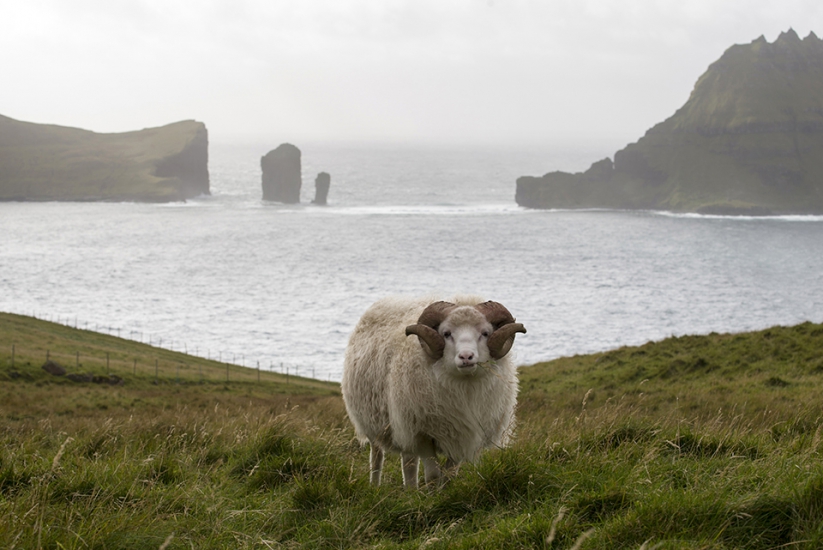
[2, 0, 821, 147]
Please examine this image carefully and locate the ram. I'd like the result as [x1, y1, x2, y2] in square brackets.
[341, 295, 526, 488]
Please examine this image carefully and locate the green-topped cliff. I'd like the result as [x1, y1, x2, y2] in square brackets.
[0, 115, 209, 202]
[517, 30, 823, 215]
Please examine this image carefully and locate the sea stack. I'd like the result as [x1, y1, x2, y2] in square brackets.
[516, 29, 823, 215]
[312, 172, 331, 205]
[261, 143, 301, 203]
[0, 115, 209, 202]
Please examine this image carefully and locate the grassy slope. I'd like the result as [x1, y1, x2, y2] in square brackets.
[2, 313, 823, 549]
[0, 115, 206, 201]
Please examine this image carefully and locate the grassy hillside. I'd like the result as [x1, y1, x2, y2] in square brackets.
[2, 313, 823, 548]
[0, 115, 209, 202]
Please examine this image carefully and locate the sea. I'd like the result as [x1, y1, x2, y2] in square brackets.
[2, 142, 823, 382]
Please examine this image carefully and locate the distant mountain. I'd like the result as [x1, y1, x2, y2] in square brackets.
[0, 115, 209, 202]
[517, 30, 823, 215]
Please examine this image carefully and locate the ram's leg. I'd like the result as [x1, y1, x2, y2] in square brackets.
[417, 437, 442, 487]
[369, 443, 384, 485]
[401, 453, 419, 488]
[422, 456, 443, 486]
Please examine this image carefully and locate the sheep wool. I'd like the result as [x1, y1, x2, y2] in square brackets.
[342, 295, 525, 488]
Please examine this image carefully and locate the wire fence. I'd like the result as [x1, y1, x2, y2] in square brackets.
[4, 342, 319, 386]
[2, 310, 332, 384]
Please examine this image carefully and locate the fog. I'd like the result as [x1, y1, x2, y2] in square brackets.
[2, 0, 820, 147]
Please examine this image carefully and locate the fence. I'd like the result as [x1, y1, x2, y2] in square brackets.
[5, 343, 323, 386]
[3, 310, 334, 382]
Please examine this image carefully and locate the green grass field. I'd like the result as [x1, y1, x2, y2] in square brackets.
[2, 312, 823, 549]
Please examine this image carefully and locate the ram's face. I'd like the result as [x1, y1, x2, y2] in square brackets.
[405, 299, 526, 371]
[438, 307, 493, 375]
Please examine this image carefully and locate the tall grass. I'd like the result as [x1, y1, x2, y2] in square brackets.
[2, 315, 823, 548]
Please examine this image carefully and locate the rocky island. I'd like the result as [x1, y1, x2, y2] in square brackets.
[517, 30, 823, 215]
[312, 172, 331, 205]
[261, 144, 302, 203]
[0, 115, 209, 202]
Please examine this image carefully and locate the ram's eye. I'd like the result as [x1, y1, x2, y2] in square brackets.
[443, 330, 452, 339]
[481, 330, 490, 338]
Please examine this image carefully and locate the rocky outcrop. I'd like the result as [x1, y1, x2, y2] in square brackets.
[312, 172, 331, 205]
[517, 30, 823, 215]
[66, 373, 124, 385]
[261, 144, 302, 203]
[0, 115, 210, 202]
[42, 360, 66, 376]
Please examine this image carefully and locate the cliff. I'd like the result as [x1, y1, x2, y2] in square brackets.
[517, 30, 823, 215]
[0, 115, 209, 202]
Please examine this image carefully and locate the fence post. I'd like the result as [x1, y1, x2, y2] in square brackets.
[155, 359, 158, 382]
[286, 365, 289, 385]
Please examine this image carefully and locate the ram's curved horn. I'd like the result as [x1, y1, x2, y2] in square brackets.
[405, 301, 455, 360]
[487, 322, 527, 359]
[475, 301, 527, 359]
[405, 324, 445, 359]
[474, 301, 516, 328]
[417, 301, 456, 328]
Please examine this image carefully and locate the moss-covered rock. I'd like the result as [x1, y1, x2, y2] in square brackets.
[0, 115, 209, 202]
[517, 30, 823, 214]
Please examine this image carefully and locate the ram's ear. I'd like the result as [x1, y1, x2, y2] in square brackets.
[405, 324, 445, 359]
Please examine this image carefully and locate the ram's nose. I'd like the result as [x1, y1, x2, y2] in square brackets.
[458, 351, 476, 367]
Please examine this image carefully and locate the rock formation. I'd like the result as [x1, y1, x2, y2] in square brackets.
[42, 360, 66, 376]
[312, 172, 331, 205]
[261, 144, 302, 203]
[0, 115, 209, 202]
[517, 30, 823, 215]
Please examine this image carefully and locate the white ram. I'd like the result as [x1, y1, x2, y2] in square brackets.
[341, 295, 526, 488]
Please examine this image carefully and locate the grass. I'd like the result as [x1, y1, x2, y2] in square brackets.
[3, 313, 823, 548]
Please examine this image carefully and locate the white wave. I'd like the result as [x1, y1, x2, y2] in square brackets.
[653, 210, 823, 222]
[309, 203, 523, 216]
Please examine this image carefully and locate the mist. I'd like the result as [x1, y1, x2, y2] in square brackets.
[2, 0, 821, 147]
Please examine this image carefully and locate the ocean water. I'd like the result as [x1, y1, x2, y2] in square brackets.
[2, 142, 823, 381]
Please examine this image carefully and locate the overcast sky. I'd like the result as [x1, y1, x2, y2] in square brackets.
[2, 0, 820, 147]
